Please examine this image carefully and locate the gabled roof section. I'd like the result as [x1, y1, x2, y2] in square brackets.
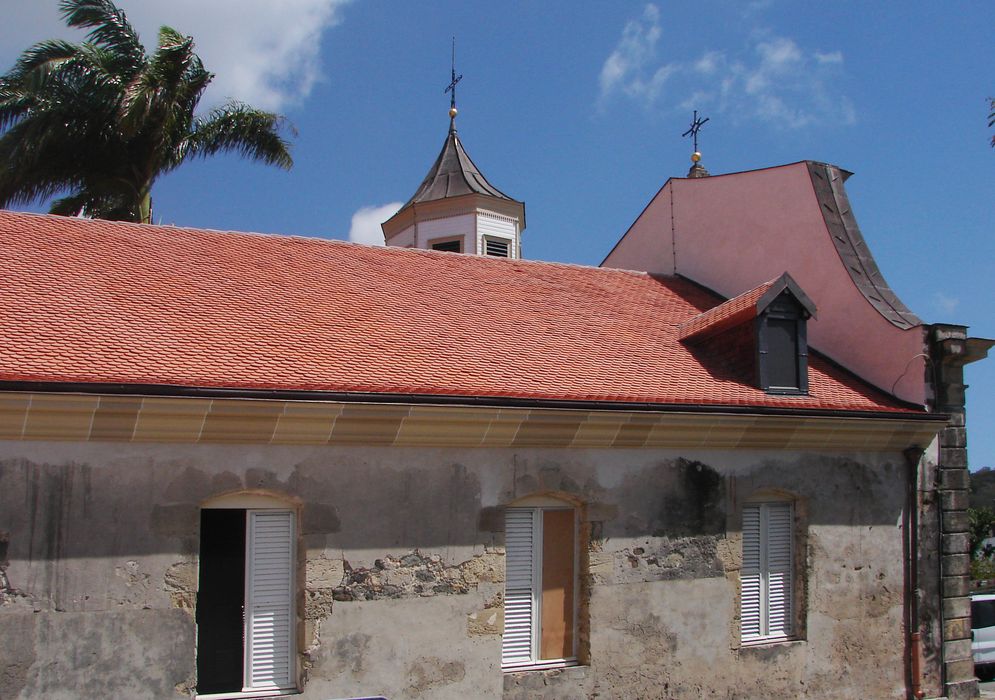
[678, 273, 816, 343]
[0, 210, 922, 415]
[400, 127, 518, 209]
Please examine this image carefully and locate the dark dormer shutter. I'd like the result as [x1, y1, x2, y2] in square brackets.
[757, 293, 809, 394]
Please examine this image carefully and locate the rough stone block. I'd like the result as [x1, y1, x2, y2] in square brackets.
[944, 658, 977, 684]
[941, 428, 967, 448]
[588, 552, 614, 585]
[946, 678, 978, 700]
[940, 489, 969, 511]
[943, 554, 971, 577]
[943, 511, 969, 533]
[466, 607, 503, 636]
[940, 467, 970, 488]
[307, 557, 345, 589]
[944, 638, 973, 662]
[942, 576, 970, 598]
[942, 532, 971, 555]
[946, 678, 980, 700]
[947, 411, 967, 427]
[943, 615, 971, 641]
[942, 596, 971, 621]
[940, 447, 967, 470]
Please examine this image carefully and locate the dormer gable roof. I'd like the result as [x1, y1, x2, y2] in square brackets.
[678, 273, 816, 343]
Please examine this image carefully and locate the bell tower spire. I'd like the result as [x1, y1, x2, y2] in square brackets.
[382, 42, 526, 258]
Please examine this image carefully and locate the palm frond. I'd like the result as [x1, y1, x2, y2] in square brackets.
[1, 2, 294, 221]
[183, 102, 294, 170]
[59, 0, 144, 77]
[9, 39, 80, 78]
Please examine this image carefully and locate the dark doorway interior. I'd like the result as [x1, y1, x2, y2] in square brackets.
[197, 509, 247, 694]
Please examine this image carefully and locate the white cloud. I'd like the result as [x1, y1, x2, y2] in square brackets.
[0, 0, 350, 111]
[598, 6, 854, 129]
[599, 4, 676, 103]
[348, 202, 402, 247]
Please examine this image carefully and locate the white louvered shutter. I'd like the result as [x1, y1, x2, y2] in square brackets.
[245, 510, 295, 690]
[741, 503, 793, 643]
[740, 505, 763, 641]
[765, 503, 793, 639]
[503, 509, 537, 668]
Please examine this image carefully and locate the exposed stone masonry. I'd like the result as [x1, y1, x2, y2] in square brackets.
[931, 324, 985, 700]
[327, 549, 504, 603]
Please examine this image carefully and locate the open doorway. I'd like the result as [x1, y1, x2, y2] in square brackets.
[196, 507, 296, 696]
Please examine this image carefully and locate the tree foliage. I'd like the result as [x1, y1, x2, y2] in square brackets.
[989, 97, 994, 148]
[970, 506, 995, 559]
[0, 0, 293, 222]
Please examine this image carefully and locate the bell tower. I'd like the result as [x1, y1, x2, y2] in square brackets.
[381, 45, 525, 258]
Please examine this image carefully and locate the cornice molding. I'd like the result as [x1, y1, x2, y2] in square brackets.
[0, 392, 940, 451]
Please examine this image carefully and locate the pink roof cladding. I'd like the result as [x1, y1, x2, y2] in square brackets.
[0, 210, 921, 414]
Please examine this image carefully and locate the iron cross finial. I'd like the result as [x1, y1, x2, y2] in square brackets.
[445, 37, 463, 126]
[682, 110, 710, 153]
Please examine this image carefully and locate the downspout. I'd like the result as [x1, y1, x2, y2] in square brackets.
[905, 445, 925, 700]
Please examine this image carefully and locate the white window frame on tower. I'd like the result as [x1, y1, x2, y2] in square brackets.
[502, 499, 579, 672]
[429, 235, 464, 253]
[740, 500, 794, 645]
[482, 234, 515, 259]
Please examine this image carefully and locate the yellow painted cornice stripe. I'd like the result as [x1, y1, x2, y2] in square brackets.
[0, 392, 942, 451]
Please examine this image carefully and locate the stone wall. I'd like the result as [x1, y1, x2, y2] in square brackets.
[929, 324, 983, 700]
[0, 440, 909, 699]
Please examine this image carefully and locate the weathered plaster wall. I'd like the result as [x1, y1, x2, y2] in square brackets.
[0, 441, 908, 699]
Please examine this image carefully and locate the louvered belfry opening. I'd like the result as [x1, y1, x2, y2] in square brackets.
[740, 502, 793, 643]
[484, 237, 510, 257]
[196, 508, 296, 695]
[502, 505, 577, 670]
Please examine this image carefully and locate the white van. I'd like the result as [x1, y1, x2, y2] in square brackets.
[972, 593, 995, 680]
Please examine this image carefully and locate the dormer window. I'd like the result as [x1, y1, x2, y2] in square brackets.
[678, 272, 816, 396]
[757, 292, 810, 394]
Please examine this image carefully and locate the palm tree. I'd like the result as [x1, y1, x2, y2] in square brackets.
[0, 0, 292, 223]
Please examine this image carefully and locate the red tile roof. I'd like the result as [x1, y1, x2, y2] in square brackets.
[0, 211, 920, 413]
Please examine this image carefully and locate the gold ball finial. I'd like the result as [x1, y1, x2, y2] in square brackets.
[449, 106, 458, 118]
[691, 151, 702, 163]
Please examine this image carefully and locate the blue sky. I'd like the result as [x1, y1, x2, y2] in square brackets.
[3, 1, 993, 467]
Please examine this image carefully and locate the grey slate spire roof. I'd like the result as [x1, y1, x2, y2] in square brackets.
[400, 125, 518, 209]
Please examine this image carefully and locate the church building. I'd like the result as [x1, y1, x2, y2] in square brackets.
[0, 100, 989, 700]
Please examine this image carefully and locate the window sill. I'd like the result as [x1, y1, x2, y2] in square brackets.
[196, 688, 299, 699]
[502, 657, 579, 673]
[739, 636, 804, 650]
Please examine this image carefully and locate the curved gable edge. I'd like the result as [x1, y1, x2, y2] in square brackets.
[806, 161, 921, 330]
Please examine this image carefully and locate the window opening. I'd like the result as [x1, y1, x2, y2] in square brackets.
[502, 506, 577, 670]
[757, 292, 809, 394]
[431, 238, 462, 253]
[197, 508, 296, 696]
[484, 237, 511, 258]
[741, 502, 793, 643]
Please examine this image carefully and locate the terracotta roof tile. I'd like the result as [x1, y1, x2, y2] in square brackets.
[677, 279, 776, 342]
[0, 210, 919, 414]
